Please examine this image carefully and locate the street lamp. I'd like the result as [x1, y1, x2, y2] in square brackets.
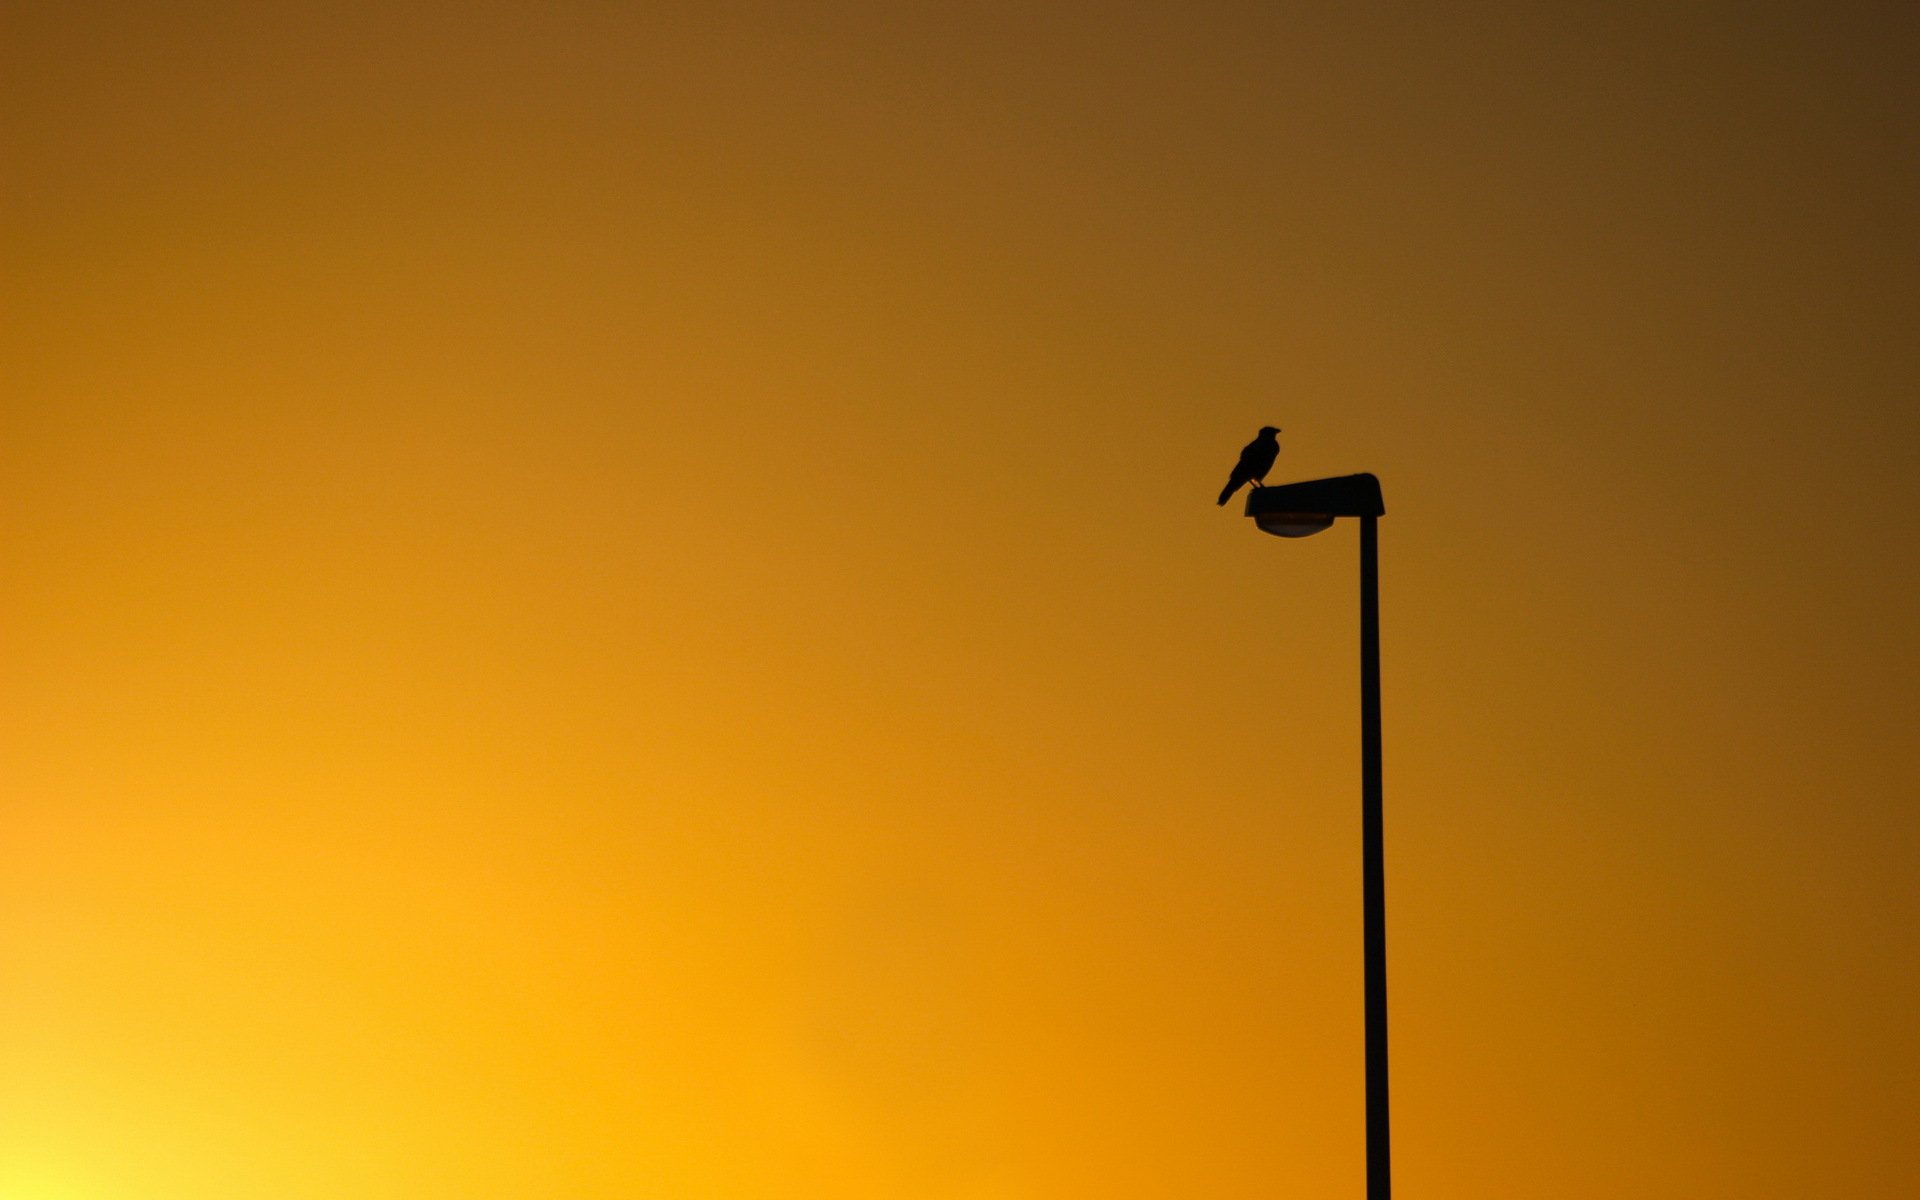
[1243, 473, 1391, 1200]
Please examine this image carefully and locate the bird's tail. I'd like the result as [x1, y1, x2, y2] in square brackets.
[1216, 481, 1237, 506]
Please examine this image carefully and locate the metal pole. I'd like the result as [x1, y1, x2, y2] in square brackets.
[1360, 514, 1390, 1199]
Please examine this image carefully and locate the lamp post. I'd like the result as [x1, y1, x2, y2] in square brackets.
[1243, 473, 1390, 1200]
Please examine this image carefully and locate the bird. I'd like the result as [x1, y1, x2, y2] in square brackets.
[1216, 426, 1281, 505]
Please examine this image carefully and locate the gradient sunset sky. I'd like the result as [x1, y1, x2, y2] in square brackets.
[5, 3, 1917, 1197]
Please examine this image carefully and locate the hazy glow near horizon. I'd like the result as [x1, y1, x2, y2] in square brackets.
[5, 3, 1917, 1197]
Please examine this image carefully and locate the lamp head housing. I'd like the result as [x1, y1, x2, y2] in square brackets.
[1244, 473, 1384, 538]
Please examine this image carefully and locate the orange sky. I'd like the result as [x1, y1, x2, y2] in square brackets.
[5, 3, 1917, 1196]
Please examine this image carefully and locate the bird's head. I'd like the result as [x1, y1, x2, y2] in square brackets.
[1259, 426, 1281, 437]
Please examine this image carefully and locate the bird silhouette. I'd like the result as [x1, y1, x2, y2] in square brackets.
[1216, 426, 1281, 505]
